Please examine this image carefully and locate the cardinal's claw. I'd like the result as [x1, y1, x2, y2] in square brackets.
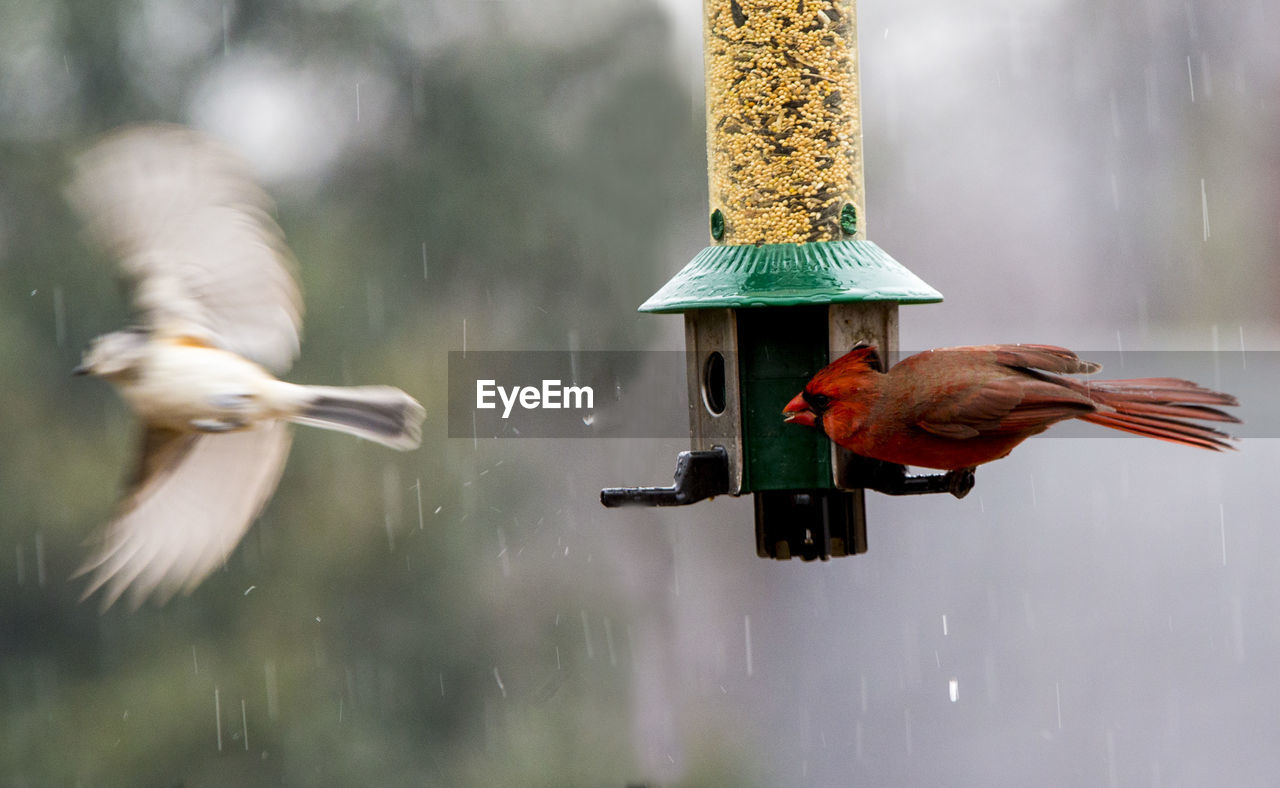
[946, 467, 976, 499]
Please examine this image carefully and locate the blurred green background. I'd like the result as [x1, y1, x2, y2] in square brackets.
[2, 0, 1280, 785]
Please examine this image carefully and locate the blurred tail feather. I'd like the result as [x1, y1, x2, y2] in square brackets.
[291, 386, 424, 450]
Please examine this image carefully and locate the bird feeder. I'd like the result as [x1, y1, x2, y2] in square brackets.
[603, 0, 964, 560]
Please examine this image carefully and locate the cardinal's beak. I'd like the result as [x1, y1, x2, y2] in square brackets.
[782, 392, 817, 427]
[71, 362, 91, 376]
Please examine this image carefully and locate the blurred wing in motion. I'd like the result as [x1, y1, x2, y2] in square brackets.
[76, 422, 292, 610]
[66, 124, 303, 373]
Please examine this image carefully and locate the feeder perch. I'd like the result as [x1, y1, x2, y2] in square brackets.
[601, 0, 961, 561]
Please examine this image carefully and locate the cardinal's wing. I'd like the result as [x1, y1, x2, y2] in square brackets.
[913, 346, 1098, 439]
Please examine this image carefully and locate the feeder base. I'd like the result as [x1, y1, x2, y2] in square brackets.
[754, 489, 868, 561]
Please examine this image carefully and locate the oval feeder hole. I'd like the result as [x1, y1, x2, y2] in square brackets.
[702, 351, 727, 416]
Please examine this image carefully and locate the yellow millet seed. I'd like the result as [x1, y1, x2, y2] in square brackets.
[705, 0, 864, 245]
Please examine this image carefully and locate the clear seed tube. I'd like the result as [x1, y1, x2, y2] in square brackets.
[704, 0, 865, 245]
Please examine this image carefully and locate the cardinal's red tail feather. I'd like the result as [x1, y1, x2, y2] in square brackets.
[1078, 378, 1239, 451]
[1085, 378, 1240, 409]
[1080, 411, 1236, 451]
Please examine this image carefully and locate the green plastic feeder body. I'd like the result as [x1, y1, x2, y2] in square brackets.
[736, 303, 837, 492]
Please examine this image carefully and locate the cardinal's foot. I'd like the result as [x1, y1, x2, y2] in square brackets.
[946, 467, 976, 499]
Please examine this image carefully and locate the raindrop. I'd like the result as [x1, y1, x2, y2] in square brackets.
[949, 678, 959, 703]
[941, 614, 949, 636]
[414, 479, 424, 529]
[497, 527, 510, 577]
[241, 699, 249, 751]
[492, 667, 506, 698]
[421, 242, 428, 280]
[567, 329, 580, 386]
[1219, 503, 1227, 566]
[604, 618, 617, 666]
[1186, 55, 1196, 102]
[581, 610, 594, 659]
[744, 615, 753, 677]
[214, 688, 223, 751]
[383, 464, 400, 551]
[1201, 178, 1211, 240]
[53, 286, 65, 347]
[1055, 681, 1063, 729]
[265, 660, 279, 719]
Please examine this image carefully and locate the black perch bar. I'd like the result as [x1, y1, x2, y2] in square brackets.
[603, 448, 975, 561]
[601, 448, 730, 507]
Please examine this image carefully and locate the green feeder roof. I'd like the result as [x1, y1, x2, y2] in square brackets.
[639, 240, 942, 313]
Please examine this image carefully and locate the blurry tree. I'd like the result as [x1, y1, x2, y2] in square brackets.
[0, 0, 721, 783]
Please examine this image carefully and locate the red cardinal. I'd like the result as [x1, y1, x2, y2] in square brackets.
[783, 344, 1238, 471]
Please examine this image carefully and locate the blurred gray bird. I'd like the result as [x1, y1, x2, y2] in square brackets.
[67, 124, 425, 610]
